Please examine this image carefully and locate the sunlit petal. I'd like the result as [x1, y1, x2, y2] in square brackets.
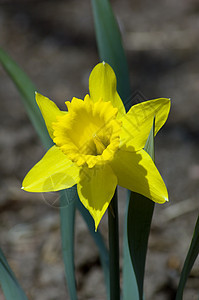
[89, 62, 126, 118]
[111, 149, 168, 203]
[36, 92, 66, 139]
[120, 98, 170, 150]
[22, 145, 79, 192]
[77, 164, 117, 230]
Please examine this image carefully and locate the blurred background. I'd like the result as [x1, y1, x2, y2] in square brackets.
[0, 0, 199, 299]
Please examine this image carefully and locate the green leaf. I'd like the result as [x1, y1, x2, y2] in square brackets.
[176, 214, 199, 300]
[0, 47, 77, 299]
[0, 47, 109, 298]
[60, 189, 110, 299]
[108, 190, 120, 300]
[0, 47, 52, 150]
[76, 198, 110, 295]
[144, 118, 155, 161]
[60, 188, 78, 300]
[0, 248, 28, 300]
[91, 0, 131, 108]
[122, 196, 139, 300]
[127, 120, 155, 299]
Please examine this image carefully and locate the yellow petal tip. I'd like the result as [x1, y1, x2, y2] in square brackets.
[21, 186, 24, 190]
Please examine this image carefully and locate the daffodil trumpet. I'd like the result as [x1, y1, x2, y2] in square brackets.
[22, 62, 170, 230]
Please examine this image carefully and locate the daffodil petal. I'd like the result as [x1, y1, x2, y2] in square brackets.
[111, 149, 168, 203]
[22, 145, 79, 192]
[36, 92, 66, 139]
[120, 98, 171, 150]
[89, 62, 126, 118]
[77, 164, 117, 230]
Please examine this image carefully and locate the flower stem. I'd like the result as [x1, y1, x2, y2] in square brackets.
[108, 190, 120, 300]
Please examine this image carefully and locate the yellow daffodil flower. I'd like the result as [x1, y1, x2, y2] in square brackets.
[22, 62, 170, 230]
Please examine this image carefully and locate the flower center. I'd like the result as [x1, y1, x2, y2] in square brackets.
[52, 95, 122, 168]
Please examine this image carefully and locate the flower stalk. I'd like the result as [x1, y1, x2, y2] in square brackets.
[108, 190, 120, 300]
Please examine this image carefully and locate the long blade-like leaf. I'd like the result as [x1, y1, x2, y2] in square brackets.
[0, 248, 28, 300]
[0, 48, 52, 149]
[127, 121, 155, 299]
[0, 47, 77, 299]
[0, 47, 109, 298]
[122, 196, 139, 300]
[91, 0, 131, 108]
[176, 215, 199, 300]
[60, 189, 77, 300]
[60, 189, 110, 299]
[76, 199, 110, 295]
